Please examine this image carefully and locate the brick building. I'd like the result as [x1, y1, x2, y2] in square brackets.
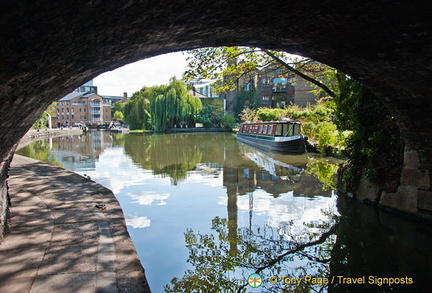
[225, 65, 320, 113]
[55, 81, 127, 127]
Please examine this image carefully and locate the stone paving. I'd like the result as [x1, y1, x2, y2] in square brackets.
[0, 155, 150, 293]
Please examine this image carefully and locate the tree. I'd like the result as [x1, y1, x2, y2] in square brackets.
[31, 102, 57, 129]
[184, 47, 335, 97]
[113, 110, 124, 121]
[150, 77, 202, 132]
[121, 77, 202, 131]
[332, 74, 403, 191]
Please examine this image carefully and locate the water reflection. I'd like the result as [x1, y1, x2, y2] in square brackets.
[18, 131, 114, 171]
[16, 131, 432, 292]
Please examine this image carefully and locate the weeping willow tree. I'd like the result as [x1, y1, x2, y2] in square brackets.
[122, 97, 151, 130]
[150, 77, 202, 132]
[118, 77, 202, 131]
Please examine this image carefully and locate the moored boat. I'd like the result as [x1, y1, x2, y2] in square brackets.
[236, 120, 307, 153]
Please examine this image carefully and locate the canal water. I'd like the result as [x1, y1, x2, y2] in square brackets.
[17, 131, 432, 292]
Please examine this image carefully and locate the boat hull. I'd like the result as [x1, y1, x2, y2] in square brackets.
[236, 133, 306, 154]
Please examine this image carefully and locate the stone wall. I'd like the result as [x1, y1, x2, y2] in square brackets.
[0, 148, 15, 240]
[17, 129, 84, 150]
[357, 147, 432, 219]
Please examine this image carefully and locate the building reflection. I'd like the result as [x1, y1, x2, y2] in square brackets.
[50, 130, 113, 171]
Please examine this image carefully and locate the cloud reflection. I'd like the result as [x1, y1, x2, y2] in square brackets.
[125, 215, 151, 229]
[128, 191, 170, 206]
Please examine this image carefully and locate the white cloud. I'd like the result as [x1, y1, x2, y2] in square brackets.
[93, 52, 189, 96]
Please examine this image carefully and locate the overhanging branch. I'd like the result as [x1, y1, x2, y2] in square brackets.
[262, 49, 336, 98]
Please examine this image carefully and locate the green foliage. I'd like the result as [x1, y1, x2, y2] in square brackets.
[185, 47, 303, 94]
[113, 110, 124, 121]
[150, 78, 202, 132]
[219, 113, 237, 129]
[315, 122, 343, 155]
[195, 106, 217, 128]
[194, 115, 213, 128]
[123, 96, 151, 130]
[123, 133, 204, 185]
[111, 101, 124, 117]
[31, 103, 57, 129]
[333, 74, 403, 190]
[239, 108, 258, 122]
[233, 87, 258, 117]
[256, 107, 284, 121]
[121, 77, 202, 131]
[302, 121, 318, 138]
[306, 157, 339, 190]
[17, 140, 64, 168]
[31, 111, 50, 129]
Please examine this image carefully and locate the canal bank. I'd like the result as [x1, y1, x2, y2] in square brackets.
[17, 128, 84, 149]
[0, 130, 151, 292]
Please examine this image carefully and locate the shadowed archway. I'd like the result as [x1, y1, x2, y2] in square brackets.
[1, 0, 432, 232]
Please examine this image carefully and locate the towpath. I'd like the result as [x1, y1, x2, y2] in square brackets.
[0, 154, 151, 292]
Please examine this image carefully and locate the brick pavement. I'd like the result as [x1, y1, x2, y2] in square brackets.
[0, 155, 150, 293]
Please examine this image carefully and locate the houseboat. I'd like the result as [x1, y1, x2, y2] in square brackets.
[236, 120, 307, 153]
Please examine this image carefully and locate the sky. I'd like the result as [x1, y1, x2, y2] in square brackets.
[93, 51, 189, 97]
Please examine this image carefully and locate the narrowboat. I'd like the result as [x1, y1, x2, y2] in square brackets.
[236, 120, 307, 153]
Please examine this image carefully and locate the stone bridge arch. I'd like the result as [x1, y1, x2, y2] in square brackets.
[1, 0, 432, 233]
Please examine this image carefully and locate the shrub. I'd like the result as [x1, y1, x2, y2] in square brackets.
[220, 113, 237, 129]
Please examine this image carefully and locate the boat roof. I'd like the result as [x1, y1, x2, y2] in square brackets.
[242, 120, 301, 124]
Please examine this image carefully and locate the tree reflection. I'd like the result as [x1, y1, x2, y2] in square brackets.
[165, 211, 339, 293]
[305, 157, 339, 190]
[124, 134, 203, 185]
[17, 139, 64, 168]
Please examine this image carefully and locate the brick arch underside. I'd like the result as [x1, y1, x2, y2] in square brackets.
[1, 0, 432, 220]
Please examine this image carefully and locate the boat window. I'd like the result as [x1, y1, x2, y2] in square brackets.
[268, 125, 273, 134]
[275, 124, 282, 136]
[255, 125, 259, 133]
[293, 124, 301, 135]
[259, 125, 263, 133]
[263, 125, 268, 134]
[286, 123, 294, 136]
